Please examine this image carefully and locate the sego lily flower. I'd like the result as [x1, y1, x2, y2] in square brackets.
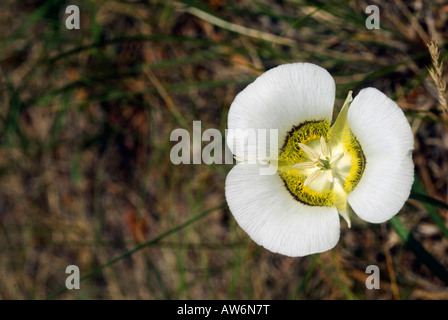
[225, 63, 414, 257]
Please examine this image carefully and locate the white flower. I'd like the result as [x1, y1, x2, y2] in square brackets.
[225, 62, 414, 257]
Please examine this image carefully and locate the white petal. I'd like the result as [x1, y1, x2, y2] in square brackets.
[326, 170, 334, 183]
[348, 88, 414, 159]
[348, 158, 414, 223]
[227, 63, 335, 160]
[347, 88, 414, 223]
[225, 163, 340, 257]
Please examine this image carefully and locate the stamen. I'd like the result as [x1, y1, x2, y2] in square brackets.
[293, 162, 317, 170]
[320, 136, 330, 158]
[330, 152, 343, 165]
[304, 169, 321, 186]
[298, 143, 319, 161]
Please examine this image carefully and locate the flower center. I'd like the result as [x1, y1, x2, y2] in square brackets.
[317, 158, 331, 170]
[294, 135, 344, 188]
[278, 119, 365, 208]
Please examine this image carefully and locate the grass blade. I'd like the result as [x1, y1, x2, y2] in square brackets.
[389, 216, 448, 285]
[411, 175, 448, 240]
[411, 192, 448, 210]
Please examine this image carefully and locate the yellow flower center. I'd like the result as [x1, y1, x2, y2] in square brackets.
[278, 120, 335, 207]
[277, 92, 365, 226]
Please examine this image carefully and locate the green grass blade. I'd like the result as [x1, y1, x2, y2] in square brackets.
[389, 216, 448, 285]
[411, 175, 448, 240]
[411, 192, 448, 211]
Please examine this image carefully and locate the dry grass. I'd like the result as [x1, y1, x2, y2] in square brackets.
[0, 0, 447, 300]
[427, 39, 448, 118]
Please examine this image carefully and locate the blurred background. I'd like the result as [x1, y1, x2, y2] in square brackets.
[0, 0, 447, 300]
